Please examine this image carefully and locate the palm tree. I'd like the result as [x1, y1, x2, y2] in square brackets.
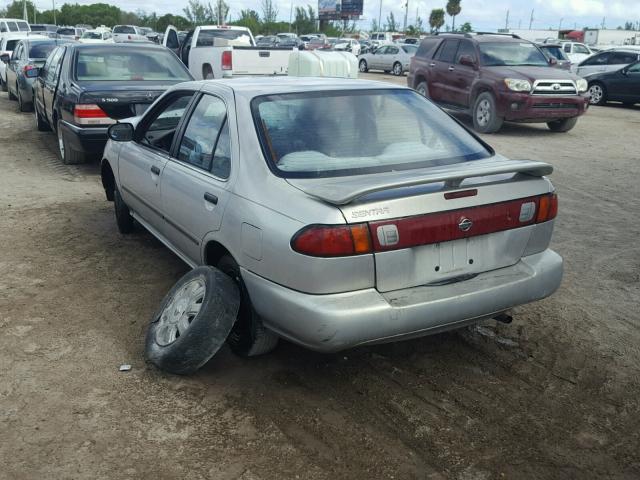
[446, 0, 461, 32]
[429, 8, 445, 33]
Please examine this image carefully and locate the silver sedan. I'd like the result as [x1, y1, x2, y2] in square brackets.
[358, 44, 417, 75]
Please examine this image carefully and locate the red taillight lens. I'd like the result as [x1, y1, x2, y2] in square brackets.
[221, 50, 232, 70]
[291, 224, 372, 257]
[73, 104, 114, 125]
[536, 193, 558, 223]
[23, 65, 38, 78]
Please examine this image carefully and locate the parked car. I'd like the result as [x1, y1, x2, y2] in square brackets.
[112, 25, 148, 43]
[408, 33, 590, 133]
[558, 41, 593, 63]
[537, 43, 572, 70]
[29, 24, 58, 38]
[400, 37, 420, 45]
[99, 77, 562, 369]
[2, 38, 71, 111]
[307, 37, 331, 50]
[369, 31, 394, 47]
[256, 35, 279, 47]
[32, 43, 193, 164]
[334, 38, 361, 55]
[56, 27, 85, 40]
[359, 44, 417, 75]
[359, 40, 374, 54]
[575, 48, 640, 77]
[79, 30, 113, 43]
[587, 60, 640, 106]
[164, 25, 293, 79]
[0, 33, 28, 91]
[278, 36, 304, 50]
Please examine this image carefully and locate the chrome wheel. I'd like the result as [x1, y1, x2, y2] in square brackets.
[476, 99, 491, 127]
[155, 277, 206, 346]
[359, 60, 367, 72]
[393, 62, 402, 76]
[588, 84, 603, 104]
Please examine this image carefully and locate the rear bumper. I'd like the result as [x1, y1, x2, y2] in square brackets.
[242, 249, 563, 353]
[60, 121, 108, 155]
[498, 91, 590, 121]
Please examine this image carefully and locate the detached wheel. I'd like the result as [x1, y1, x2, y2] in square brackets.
[146, 267, 240, 375]
[218, 255, 279, 357]
[587, 82, 606, 106]
[392, 62, 403, 76]
[472, 92, 504, 133]
[547, 117, 578, 132]
[359, 59, 368, 73]
[114, 186, 134, 234]
[57, 119, 85, 164]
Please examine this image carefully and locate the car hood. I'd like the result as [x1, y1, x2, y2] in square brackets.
[487, 65, 581, 82]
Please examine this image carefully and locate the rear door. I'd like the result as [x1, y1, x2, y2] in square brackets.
[161, 91, 234, 262]
[429, 39, 460, 104]
[118, 91, 196, 232]
[607, 62, 640, 101]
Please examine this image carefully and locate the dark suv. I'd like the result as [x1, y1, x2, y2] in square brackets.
[408, 33, 590, 133]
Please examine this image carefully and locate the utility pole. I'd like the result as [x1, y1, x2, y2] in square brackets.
[505, 10, 509, 30]
[52, 0, 56, 25]
[378, 0, 382, 32]
[559, 18, 563, 30]
[529, 9, 534, 30]
[416, 6, 419, 34]
[403, 0, 409, 32]
[601, 17, 606, 29]
[289, 1, 293, 31]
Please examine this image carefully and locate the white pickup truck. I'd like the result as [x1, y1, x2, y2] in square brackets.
[163, 25, 294, 80]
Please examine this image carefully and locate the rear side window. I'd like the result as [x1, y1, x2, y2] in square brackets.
[7, 22, 19, 32]
[29, 43, 57, 59]
[17, 21, 29, 31]
[196, 29, 253, 47]
[113, 26, 135, 34]
[45, 47, 64, 83]
[581, 52, 609, 66]
[416, 38, 439, 58]
[436, 39, 460, 63]
[609, 52, 638, 65]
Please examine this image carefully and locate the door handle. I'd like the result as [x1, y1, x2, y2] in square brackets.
[150, 165, 161, 175]
[204, 192, 218, 205]
[429, 62, 436, 67]
[448, 66, 455, 71]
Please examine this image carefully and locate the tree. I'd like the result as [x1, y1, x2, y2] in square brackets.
[261, 0, 278, 24]
[211, 0, 230, 24]
[183, 0, 210, 25]
[429, 8, 445, 33]
[415, 15, 423, 35]
[460, 21, 472, 33]
[3, 0, 36, 20]
[446, 0, 461, 31]
[232, 9, 261, 33]
[624, 21, 634, 30]
[157, 13, 191, 32]
[292, 6, 316, 34]
[385, 11, 397, 32]
[370, 19, 380, 32]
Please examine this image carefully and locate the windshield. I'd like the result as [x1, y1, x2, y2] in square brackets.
[113, 26, 135, 34]
[252, 89, 490, 178]
[82, 32, 102, 39]
[75, 48, 192, 81]
[310, 38, 325, 45]
[29, 42, 57, 58]
[480, 42, 548, 67]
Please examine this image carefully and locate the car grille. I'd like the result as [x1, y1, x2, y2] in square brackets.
[532, 80, 577, 95]
[532, 102, 579, 109]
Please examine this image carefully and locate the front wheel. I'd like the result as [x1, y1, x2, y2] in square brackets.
[218, 255, 279, 357]
[392, 62, 403, 76]
[359, 59, 368, 73]
[472, 92, 504, 134]
[547, 117, 578, 132]
[114, 186, 134, 234]
[588, 82, 606, 106]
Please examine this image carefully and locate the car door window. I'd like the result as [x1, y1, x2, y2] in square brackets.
[45, 48, 63, 83]
[387, 46, 399, 55]
[609, 52, 638, 65]
[456, 40, 476, 64]
[177, 94, 230, 177]
[139, 93, 194, 153]
[627, 62, 640, 73]
[574, 44, 590, 54]
[436, 39, 460, 63]
[376, 46, 387, 54]
[165, 29, 179, 49]
[581, 52, 609, 66]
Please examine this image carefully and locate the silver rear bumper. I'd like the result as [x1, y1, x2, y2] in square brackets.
[241, 249, 563, 353]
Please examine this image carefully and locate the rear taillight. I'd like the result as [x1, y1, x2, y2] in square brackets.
[221, 50, 232, 71]
[23, 65, 38, 78]
[291, 224, 372, 257]
[73, 104, 114, 126]
[536, 193, 558, 223]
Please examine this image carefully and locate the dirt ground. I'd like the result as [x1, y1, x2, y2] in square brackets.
[1, 75, 639, 480]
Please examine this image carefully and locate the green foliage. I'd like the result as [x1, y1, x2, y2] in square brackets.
[231, 9, 261, 33]
[292, 5, 317, 35]
[3, 0, 36, 21]
[370, 19, 380, 33]
[157, 14, 191, 32]
[460, 21, 472, 32]
[446, 0, 461, 31]
[429, 8, 445, 33]
[385, 11, 397, 32]
[260, 0, 278, 24]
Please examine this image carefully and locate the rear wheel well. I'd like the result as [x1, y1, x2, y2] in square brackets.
[414, 74, 426, 89]
[203, 64, 214, 79]
[204, 241, 232, 267]
[101, 160, 115, 201]
[472, 86, 493, 104]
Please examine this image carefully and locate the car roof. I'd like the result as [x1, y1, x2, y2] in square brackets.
[66, 43, 165, 51]
[432, 33, 528, 43]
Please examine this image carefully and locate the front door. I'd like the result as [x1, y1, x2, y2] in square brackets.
[161, 92, 233, 263]
[608, 62, 640, 102]
[449, 39, 478, 107]
[429, 39, 460, 104]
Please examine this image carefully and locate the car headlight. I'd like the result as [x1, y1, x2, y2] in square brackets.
[576, 78, 588, 93]
[504, 78, 532, 92]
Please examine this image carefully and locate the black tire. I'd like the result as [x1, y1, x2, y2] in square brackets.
[472, 92, 504, 134]
[547, 117, 578, 132]
[56, 119, 85, 164]
[587, 82, 606, 106]
[415, 81, 429, 98]
[359, 59, 368, 73]
[392, 62, 403, 76]
[17, 86, 30, 112]
[203, 65, 214, 79]
[0, 76, 6, 92]
[146, 266, 241, 375]
[218, 255, 279, 357]
[34, 104, 50, 131]
[114, 186, 134, 234]
[7, 84, 16, 100]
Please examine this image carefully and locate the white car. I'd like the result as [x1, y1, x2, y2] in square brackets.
[0, 33, 29, 90]
[79, 30, 114, 43]
[559, 41, 593, 64]
[334, 38, 361, 55]
[112, 25, 148, 43]
[574, 48, 640, 77]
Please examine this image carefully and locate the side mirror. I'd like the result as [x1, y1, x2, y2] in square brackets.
[459, 54, 477, 68]
[548, 57, 558, 66]
[0, 53, 9, 64]
[108, 122, 134, 142]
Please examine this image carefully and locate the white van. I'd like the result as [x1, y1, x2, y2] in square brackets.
[369, 32, 393, 47]
[0, 18, 30, 35]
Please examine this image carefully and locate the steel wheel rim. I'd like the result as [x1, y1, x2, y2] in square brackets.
[417, 85, 426, 96]
[394, 63, 401, 75]
[57, 127, 65, 158]
[589, 85, 602, 104]
[476, 99, 491, 126]
[155, 277, 206, 346]
[359, 60, 366, 72]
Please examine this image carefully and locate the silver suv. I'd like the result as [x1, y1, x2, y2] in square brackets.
[101, 78, 563, 356]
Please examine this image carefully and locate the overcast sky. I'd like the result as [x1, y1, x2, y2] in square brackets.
[17, 0, 640, 31]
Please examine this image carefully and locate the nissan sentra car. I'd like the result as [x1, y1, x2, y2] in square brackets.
[100, 77, 563, 362]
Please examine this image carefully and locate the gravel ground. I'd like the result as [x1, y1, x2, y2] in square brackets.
[1, 76, 639, 480]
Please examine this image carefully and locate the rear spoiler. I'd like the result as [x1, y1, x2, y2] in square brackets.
[286, 158, 553, 206]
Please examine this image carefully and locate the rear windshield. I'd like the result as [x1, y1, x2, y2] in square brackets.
[75, 48, 192, 81]
[252, 89, 490, 178]
[480, 42, 548, 67]
[402, 45, 418, 54]
[57, 28, 75, 36]
[29, 42, 57, 58]
[196, 29, 253, 46]
[113, 26, 135, 34]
